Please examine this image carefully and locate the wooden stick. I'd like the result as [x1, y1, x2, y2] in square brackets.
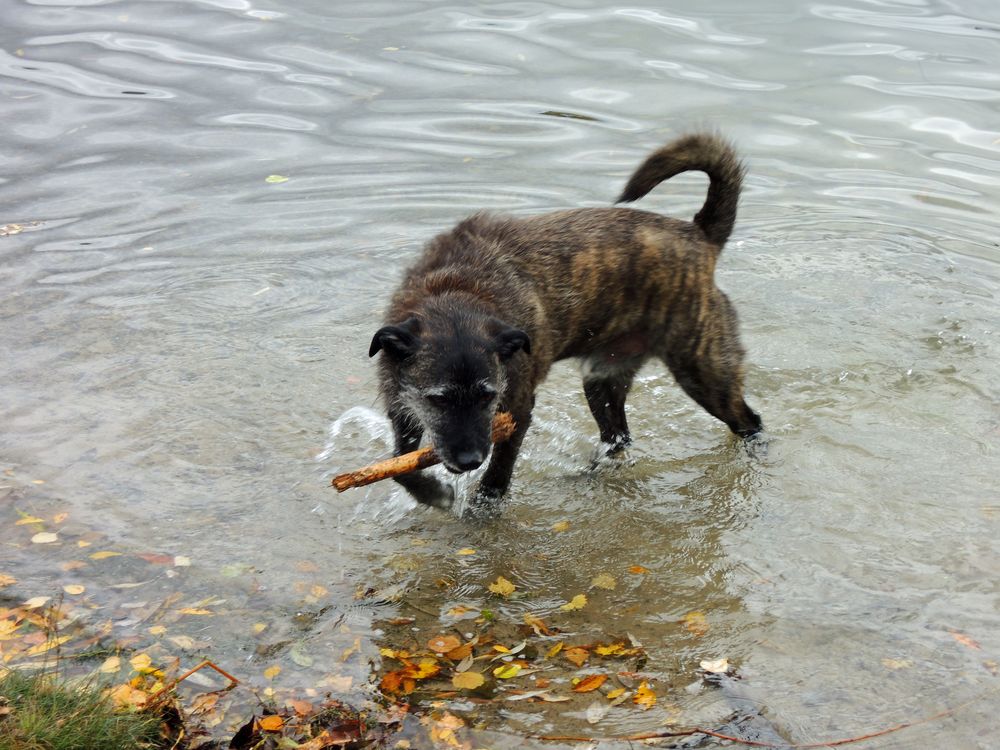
[331, 412, 516, 492]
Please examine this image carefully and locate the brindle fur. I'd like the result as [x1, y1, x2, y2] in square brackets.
[369, 133, 762, 510]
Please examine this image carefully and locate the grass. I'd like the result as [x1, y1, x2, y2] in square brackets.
[0, 670, 165, 750]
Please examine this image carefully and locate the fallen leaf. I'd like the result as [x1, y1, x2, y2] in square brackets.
[173, 556, 191, 567]
[76, 540, 91, 548]
[606, 687, 625, 700]
[446, 642, 473, 660]
[252, 623, 267, 634]
[168, 635, 196, 650]
[699, 658, 729, 674]
[53, 513, 68, 524]
[563, 647, 588, 667]
[264, 665, 281, 680]
[23, 596, 50, 609]
[90, 551, 122, 560]
[130, 653, 153, 672]
[573, 674, 607, 693]
[493, 663, 521, 679]
[586, 699, 610, 724]
[452, 671, 485, 690]
[265, 175, 289, 184]
[634, 680, 657, 709]
[26, 635, 72, 655]
[99, 655, 121, 674]
[427, 634, 461, 654]
[628, 565, 650, 575]
[949, 629, 982, 650]
[178, 607, 213, 616]
[524, 613, 554, 636]
[63, 584, 85, 595]
[551, 520, 571, 532]
[560, 594, 587, 611]
[682, 611, 709, 637]
[258, 715, 283, 732]
[881, 658, 912, 670]
[456, 548, 476, 556]
[31, 532, 58, 544]
[546, 642, 564, 659]
[148, 625, 166, 636]
[16, 516, 45, 525]
[591, 573, 616, 590]
[488, 575, 516, 597]
[0, 574, 16, 588]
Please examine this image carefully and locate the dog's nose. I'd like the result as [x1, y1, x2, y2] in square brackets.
[455, 450, 485, 471]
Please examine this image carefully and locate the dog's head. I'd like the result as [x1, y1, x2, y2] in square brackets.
[370, 314, 530, 473]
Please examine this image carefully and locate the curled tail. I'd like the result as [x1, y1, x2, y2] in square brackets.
[616, 133, 745, 248]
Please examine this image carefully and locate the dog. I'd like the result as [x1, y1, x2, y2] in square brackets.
[368, 133, 762, 510]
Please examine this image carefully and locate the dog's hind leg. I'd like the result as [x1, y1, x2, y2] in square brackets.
[581, 354, 644, 453]
[388, 406, 455, 509]
[658, 296, 762, 438]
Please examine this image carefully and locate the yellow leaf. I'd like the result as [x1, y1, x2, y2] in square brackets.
[606, 687, 625, 699]
[178, 608, 213, 616]
[23, 596, 50, 609]
[409, 658, 440, 679]
[26, 635, 72, 656]
[258, 715, 283, 731]
[265, 175, 289, 184]
[148, 626, 166, 636]
[551, 520, 570, 532]
[681, 611, 709, 637]
[252, 623, 267, 634]
[31, 532, 59, 544]
[523, 613, 553, 636]
[90, 551, 121, 560]
[591, 573, 616, 590]
[16, 516, 45, 525]
[881, 658, 912, 670]
[452, 671, 485, 690]
[63, 584, 85, 595]
[99, 656, 121, 674]
[572, 673, 607, 692]
[76, 540, 91, 548]
[129, 653, 153, 673]
[493, 663, 521, 679]
[559, 594, 587, 611]
[546, 642, 564, 659]
[456, 548, 476, 556]
[0, 574, 16, 588]
[309, 584, 328, 598]
[488, 575, 516, 597]
[264, 665, 281, 680]
[634, 680, 657, 709]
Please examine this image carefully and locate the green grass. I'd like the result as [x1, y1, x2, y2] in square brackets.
[0, 670, 164, 750]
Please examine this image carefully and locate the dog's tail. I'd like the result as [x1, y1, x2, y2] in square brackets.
[616, 133, 744, 248]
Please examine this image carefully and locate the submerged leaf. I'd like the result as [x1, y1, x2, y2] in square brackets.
[559, 594, 587, 611]
[488, 576, 516, 597]
[493, 663, 521, 679]
[591, 573, 616, 590]
[573, 674, 607, 693]
[634, 681, 657, 709]
[427, 634, 461, 654]
[452, 671, 485, 690]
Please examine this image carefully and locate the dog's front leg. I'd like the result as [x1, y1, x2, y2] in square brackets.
[471, 397, 533, 509]
[388, 406, 455, 509]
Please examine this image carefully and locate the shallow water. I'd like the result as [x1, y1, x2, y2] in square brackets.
[2, 0, 999, 746]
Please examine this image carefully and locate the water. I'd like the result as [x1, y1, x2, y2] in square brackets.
[2, 0, 998, 746]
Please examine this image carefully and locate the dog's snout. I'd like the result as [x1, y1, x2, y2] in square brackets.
[455, 449, 485, 471]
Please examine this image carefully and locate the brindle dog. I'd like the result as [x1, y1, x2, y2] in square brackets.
[369, 133, 762, 510]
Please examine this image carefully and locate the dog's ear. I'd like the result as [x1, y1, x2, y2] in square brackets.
[493, 326, 531, 360]
[369, 317, 421, 359]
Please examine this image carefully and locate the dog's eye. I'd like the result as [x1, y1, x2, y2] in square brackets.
[426, 394, 450, 408]
[479, 391, 496, 404]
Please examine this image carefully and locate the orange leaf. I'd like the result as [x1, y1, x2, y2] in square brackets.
[258, 715, 283, 732]
[446, 642, 473, 660]
[563, 647, 589, 667]
[628, 565, 650, 575]
[949, 629, 982, 650]
[573, 674, 607, 693]
[427, 634, 461, 654]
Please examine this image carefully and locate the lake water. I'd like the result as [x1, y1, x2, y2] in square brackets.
[2, 0, 998, 747]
